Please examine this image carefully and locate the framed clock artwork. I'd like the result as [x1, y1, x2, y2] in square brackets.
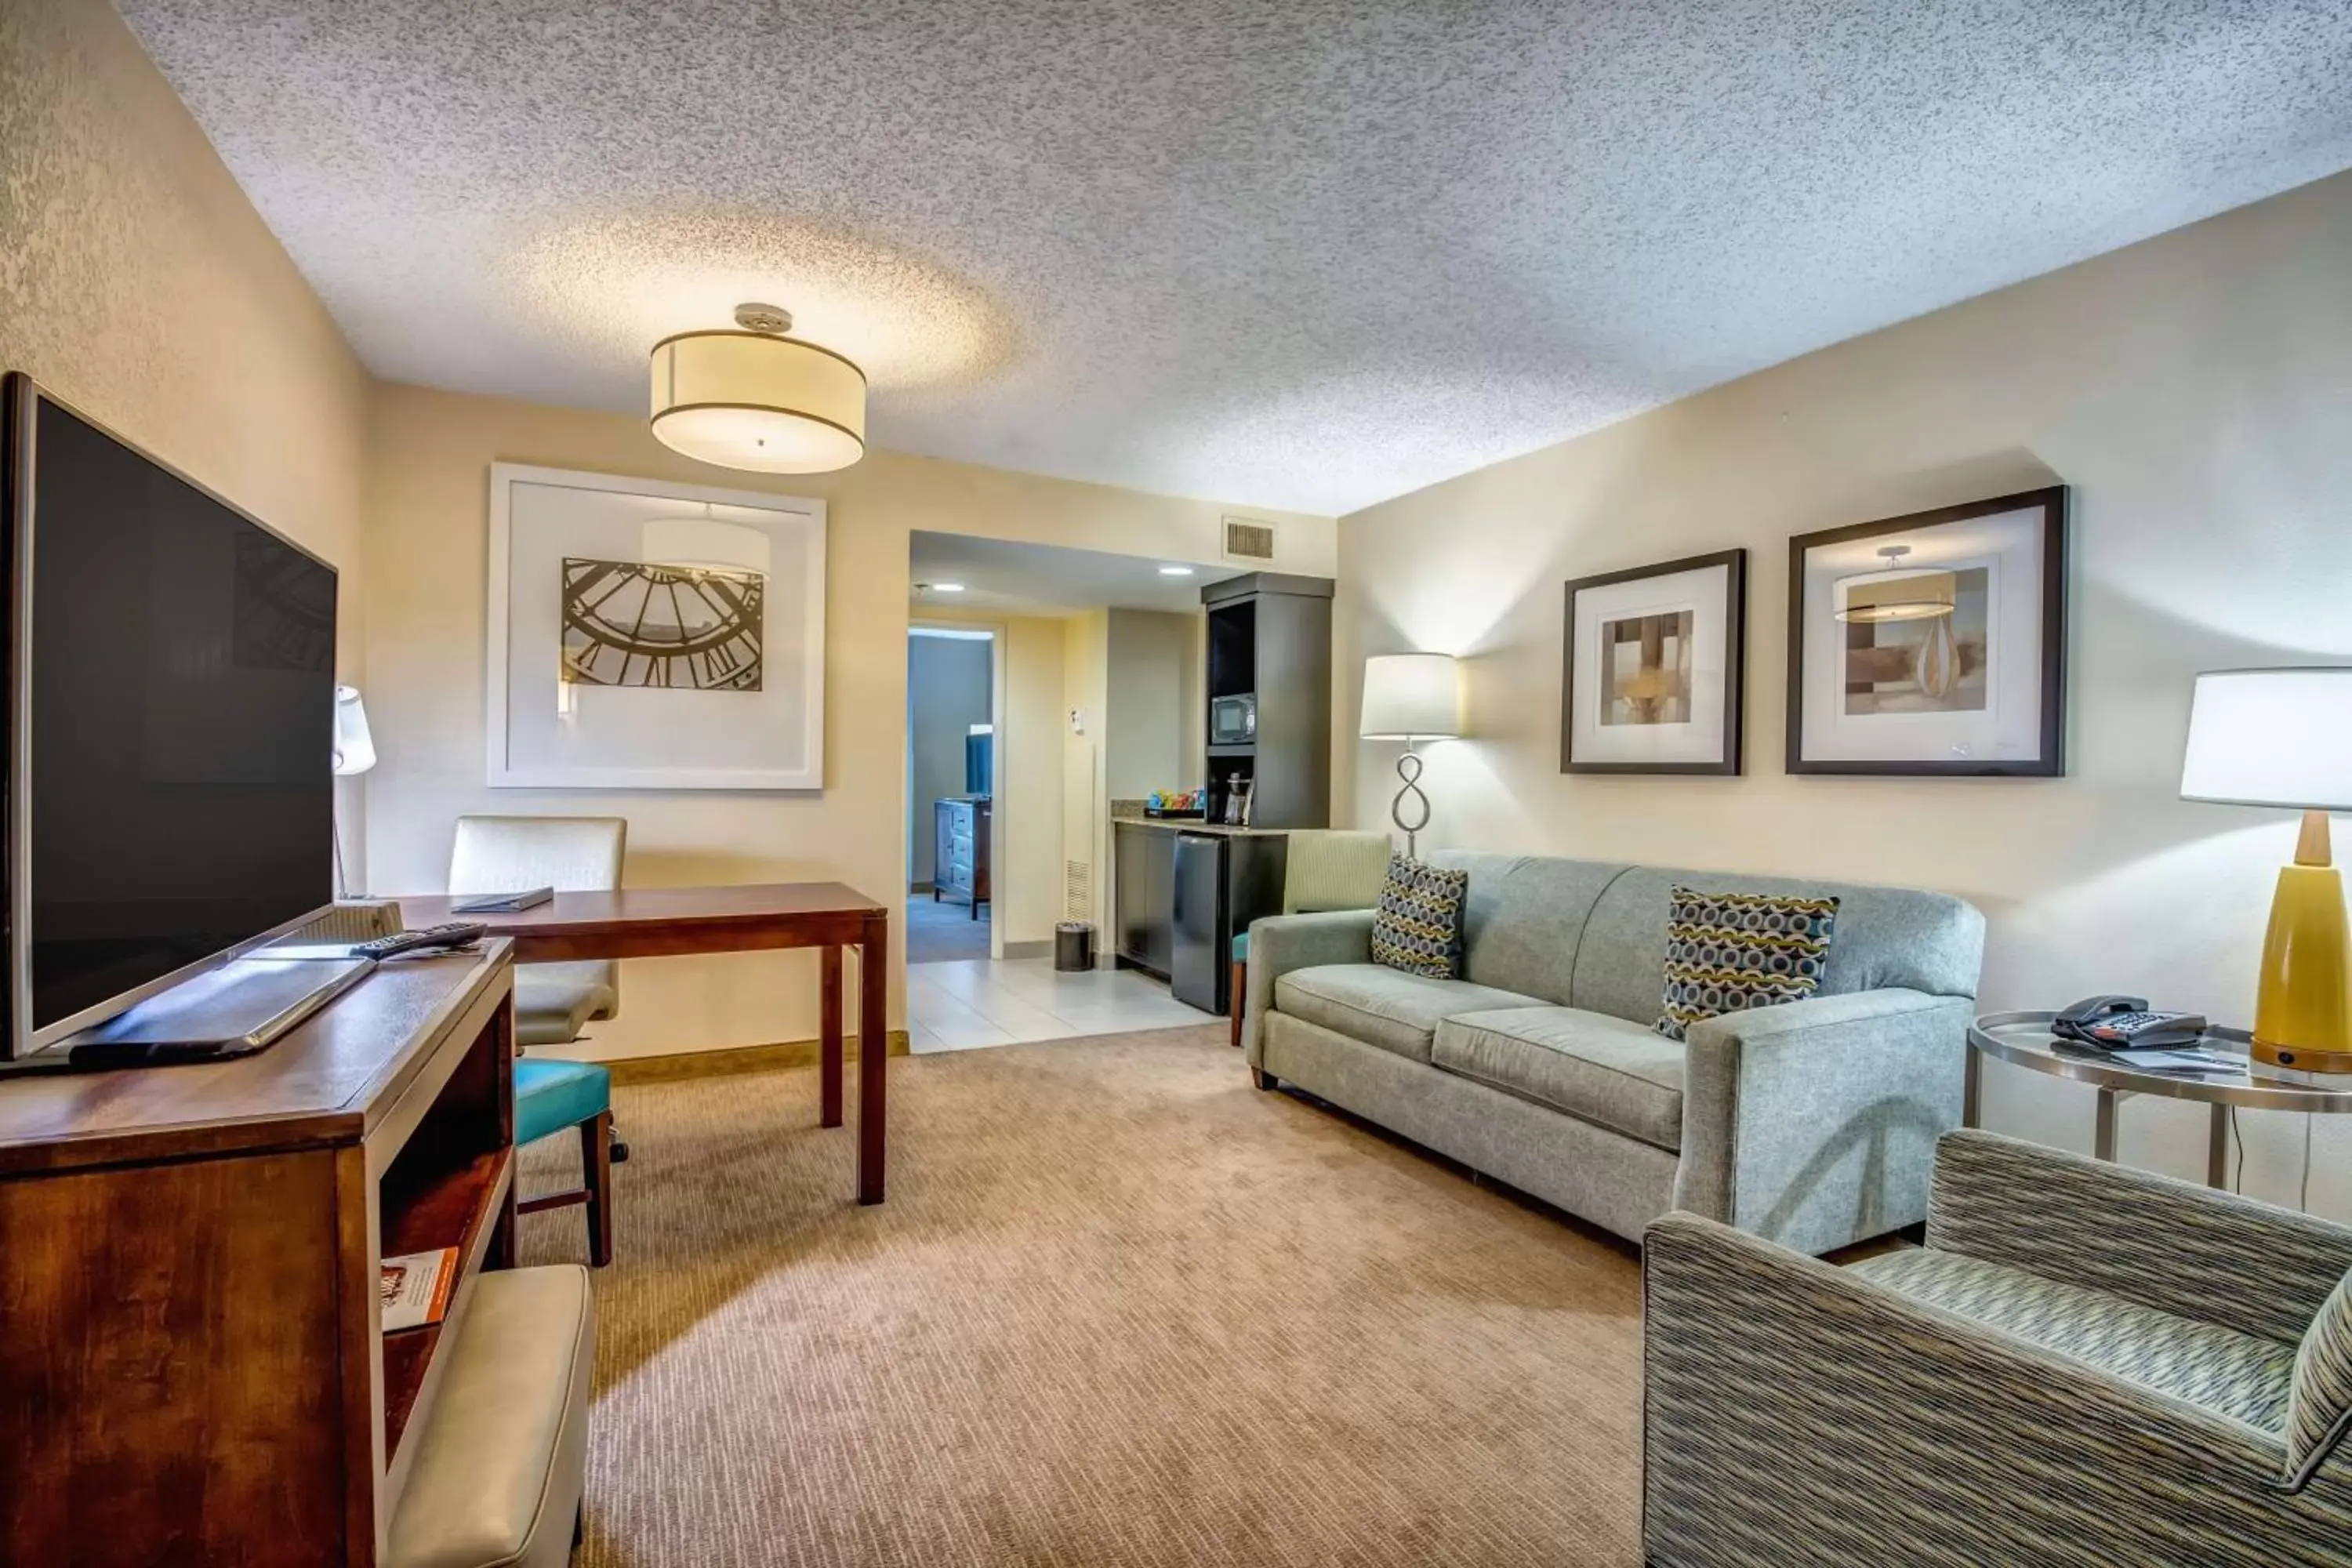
[486, 463, 827, 789]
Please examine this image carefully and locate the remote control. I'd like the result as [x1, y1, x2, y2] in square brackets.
[352, 922, 488, 961]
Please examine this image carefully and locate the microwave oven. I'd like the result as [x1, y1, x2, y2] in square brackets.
[1210, 693, 1257, 746]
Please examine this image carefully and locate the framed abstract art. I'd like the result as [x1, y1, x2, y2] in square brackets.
[1785, 487, 2067, 776]
[1561, 549, 1746, 775]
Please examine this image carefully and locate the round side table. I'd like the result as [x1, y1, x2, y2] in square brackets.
[1968, 1011, 2352, 1189]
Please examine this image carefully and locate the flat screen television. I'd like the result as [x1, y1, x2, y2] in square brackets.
[2, 372, 338, 1059]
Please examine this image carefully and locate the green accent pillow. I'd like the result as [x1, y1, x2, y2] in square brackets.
[1369, 855, 1468, 980]
[1655, 887, 1838, 1041]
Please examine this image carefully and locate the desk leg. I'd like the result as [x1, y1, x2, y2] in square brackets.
[2209, 1104, 2231, 1190]
[1963, 1048, 1981, 1130]
[819, 946, 844, 1129]
[2094, 1088, 2118, 1163]
[858, 911, 888, 1205]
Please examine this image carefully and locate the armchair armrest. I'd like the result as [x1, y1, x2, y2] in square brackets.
[1929, 1129, 2352, 1345]
[1642, 1213, 2330, 1566]
[1673, 987, 1971, 1254]
[1240, 910, 1374, 1065]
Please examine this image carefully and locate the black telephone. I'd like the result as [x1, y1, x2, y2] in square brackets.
[2052, 996, 2209, 1051]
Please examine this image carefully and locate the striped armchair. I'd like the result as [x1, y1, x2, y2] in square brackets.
[1644, 1130, 2352, 1566]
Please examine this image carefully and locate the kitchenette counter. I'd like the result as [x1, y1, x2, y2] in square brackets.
[1110, 817, 1288, 838]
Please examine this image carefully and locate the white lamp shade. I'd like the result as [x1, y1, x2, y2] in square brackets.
[332, 684, 377, 776]
[641, 515, 771, 579]
[2180, 668, 2352, 811]
[650, 330, 866, 474]
[1361, 653, 1462, 740]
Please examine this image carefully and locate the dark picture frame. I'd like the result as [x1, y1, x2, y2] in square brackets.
[1785, 487, 2067, 777]
[1561, 548, 1747, 775]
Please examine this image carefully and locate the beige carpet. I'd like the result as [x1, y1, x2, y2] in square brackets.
[517, 1025, 1644, 1567]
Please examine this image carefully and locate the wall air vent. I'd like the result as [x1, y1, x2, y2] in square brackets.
[1221, 516, 1278, 564]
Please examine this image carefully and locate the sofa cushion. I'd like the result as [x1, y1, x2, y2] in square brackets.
[1370, 855, 1470, 979]
[1275, 964, 1543, 1064]
[1428, 851, 1625, 1007]
[1846, 1247, 2293, 1430]
[1569, 864, 1984, 1026]
[1653, 887, 1838, 1042]
[1432, 1007, 1686, 1150]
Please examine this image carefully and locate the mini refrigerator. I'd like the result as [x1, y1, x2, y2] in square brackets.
[1169, 831, 1287, 1016]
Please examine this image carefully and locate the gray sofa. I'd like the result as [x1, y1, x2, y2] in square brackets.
[1240, 851, 1986, 1254]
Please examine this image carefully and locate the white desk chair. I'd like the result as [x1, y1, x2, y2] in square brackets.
[450, 815, 631, 1257]
[450, 815, 626, 1047]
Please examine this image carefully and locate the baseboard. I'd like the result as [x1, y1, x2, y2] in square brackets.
[1002, 939, 1052, 960]
[603, 1029, 912, 1086]
[909, 880, 935, 895]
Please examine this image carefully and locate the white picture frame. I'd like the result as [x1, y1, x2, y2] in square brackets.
[485, 462, 826, 789]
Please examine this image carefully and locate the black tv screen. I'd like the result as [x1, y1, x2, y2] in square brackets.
[5, 376, 336, 1051]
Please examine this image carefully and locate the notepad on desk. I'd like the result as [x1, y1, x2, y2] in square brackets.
[450, 886, 555, 914]
[2109, 1046, 2244, 1074]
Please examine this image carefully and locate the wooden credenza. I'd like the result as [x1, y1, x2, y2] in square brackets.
[933, 796, 991, 916]
[0, 943, 521, 1566]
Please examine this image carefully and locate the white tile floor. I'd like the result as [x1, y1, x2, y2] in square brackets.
[906, 956, 1218, 1051]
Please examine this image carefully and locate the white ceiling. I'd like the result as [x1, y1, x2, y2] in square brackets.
[910, 533, 1215, 619]
[122, 1, 2352, 516]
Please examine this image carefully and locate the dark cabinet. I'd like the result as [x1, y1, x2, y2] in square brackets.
[1115, 822, 1175, 975]
[1116, 823, 1285, 1015]
[1200, 572, 1333, 829]
[933, 797, 991, 916]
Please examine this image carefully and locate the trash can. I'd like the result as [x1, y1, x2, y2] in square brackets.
[1054, 920, 1094, 973]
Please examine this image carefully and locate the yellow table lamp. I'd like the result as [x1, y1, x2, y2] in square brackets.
[2181, 668, 2352, 1072]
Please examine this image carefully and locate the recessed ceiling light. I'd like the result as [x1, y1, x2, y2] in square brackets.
[924, 581, 966, 593]
[1157, 564, 1195, 576]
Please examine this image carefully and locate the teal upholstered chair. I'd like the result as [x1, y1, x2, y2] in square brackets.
[1230, 830, 1394, 1047]
[450, 815, 627, 1266]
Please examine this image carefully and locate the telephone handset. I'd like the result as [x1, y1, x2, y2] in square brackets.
[2051, 995, 2209, 1051]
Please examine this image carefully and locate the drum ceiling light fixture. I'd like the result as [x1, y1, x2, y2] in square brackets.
[649, 303, 866, 474]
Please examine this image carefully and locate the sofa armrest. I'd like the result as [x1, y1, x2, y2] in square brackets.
[1642, 1212, 2317, 1566]
[1929, 1128, 2352, 1345]
[1241, 910, 1374, 1065]
[1673, 987, 1971, 1253]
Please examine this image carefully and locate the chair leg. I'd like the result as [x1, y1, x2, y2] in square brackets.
[1229, 960, 1247, 1048]
[1252, 1068, 1279, 1091]
[580, 1110, 614, 1268]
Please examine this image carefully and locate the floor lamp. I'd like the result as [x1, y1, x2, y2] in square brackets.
[332, 684, 377, 898]
[1360, 653, 1461, 858]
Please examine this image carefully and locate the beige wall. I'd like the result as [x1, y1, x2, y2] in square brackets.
[1062, 610, 1112, 945]
[914, 606, 1069, 954]
[1337, 169, 2352, 1214]
[0, 0, 373, 839]
[364, 384, 1332, 1056]
[1105, 609, 1203, 800]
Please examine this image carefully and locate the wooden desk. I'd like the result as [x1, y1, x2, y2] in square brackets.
[394, 882, 893, 1205]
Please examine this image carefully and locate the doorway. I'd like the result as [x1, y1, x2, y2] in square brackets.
[906, 625, 996, 965]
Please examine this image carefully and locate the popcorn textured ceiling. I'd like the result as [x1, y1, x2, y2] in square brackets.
[119, 0, 2352, 516]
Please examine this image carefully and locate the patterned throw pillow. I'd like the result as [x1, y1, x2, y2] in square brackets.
[1369, 855, 1469, 980]
[1654, 887, 1839, 1041]
[2289, 1271, 2352, 1475]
